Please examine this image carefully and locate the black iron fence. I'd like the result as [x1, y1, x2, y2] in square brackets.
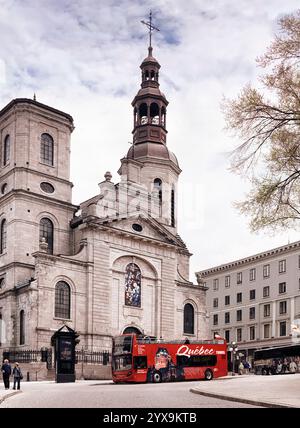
[2, 349, 44, 364]
[2, 348, 110, 366]
[75, 350, 110, 365]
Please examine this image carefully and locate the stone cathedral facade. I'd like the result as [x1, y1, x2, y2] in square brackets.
[0, 46, 208, 353]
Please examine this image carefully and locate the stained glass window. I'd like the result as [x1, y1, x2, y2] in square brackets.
[125, 263, 141, 307]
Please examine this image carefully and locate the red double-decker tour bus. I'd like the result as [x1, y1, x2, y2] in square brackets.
[112, 334, 227, 383]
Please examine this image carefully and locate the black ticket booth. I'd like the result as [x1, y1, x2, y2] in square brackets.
[51, 325, 80, 383]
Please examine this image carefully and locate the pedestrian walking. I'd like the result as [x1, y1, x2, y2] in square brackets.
[1, 359, 12, 390]
[12, 362, 23, 390]
[289, 359, 297, 373]
[238, 361, 244, 375]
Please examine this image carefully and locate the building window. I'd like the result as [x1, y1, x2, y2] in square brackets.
[225, 312, 230, 324]
[250, 289, 256, 300]
[19, 310, 25, 345]
[225, 295, 230, 306]
[213, 298, 218, 308]
[279, 301, 287, 315]
[39, 217, 54, 254]
[0, 313, 2, 346]
[125, 263, 141, 308]
[213, 314, 218, 326]
[0, 276, 5, 289]
[264, 324, 270, 339]
[263, 264, 270, 278]
[263, 286, 270, 298]
[40, 182, 55, 194]
[237, 328, 242, 342]
[298, 255, 300, 269]
[171, 187, 175, 227]
[55, 281, 71, 319]
[225, 275, 230, 288]
[279, 259, 286, 274]
[236, 309, 242, 322]
[249, 326, 255, 341]
[264, 304, 271, 317]
[154, 178, 162, 216]
[280, 321, 287, 337]
[225, 330, 230, 342]
[183, 303, 194, 334]
[0, 219, 7, 254]
[3, 135, 10, 166]
[41, 133, 54, 166]
[249, 268, 256, 281]
[249, 307, 256, 320]
[279, 282, 286, 294]
[236, 292, 242, 303]
[213, 278, 219, 291]
[237, 272, 242, 284]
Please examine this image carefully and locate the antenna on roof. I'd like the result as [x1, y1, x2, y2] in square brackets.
[33, 93, 36, 101]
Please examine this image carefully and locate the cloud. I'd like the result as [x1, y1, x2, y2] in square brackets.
[1, 0, 300, 279]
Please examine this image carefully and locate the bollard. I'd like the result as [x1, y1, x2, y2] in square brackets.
[27, 371, 30, 382]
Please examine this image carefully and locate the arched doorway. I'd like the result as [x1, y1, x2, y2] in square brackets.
[123, 326, 143, 335]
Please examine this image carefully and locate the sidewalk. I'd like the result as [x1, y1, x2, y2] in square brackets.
[190, 373, 300, 408]
[0, 388, 22, 404]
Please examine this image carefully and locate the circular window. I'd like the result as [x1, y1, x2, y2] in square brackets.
[1, 183, 7, 195]
[132, 223, 143, 232]
[40, 182, 55, 193]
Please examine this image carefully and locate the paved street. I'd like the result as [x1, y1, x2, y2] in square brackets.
[0, 380, 260, 408]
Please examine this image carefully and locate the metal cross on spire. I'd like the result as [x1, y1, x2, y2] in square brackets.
[141, 10, 160, 49]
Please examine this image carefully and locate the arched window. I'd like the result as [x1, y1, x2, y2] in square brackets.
[123, 326, 142, 335]
[161, 106, 166, 128]
[55, 281, 71, 319]
[150, 103, 159, 124]
[125, 263, 141, 307]
[20, 310, 25, 345]
[39, 217, 54, 254]
[145, 70, 150, 81]
[40, 133, 54, 166]
[133, 107, 137, 127]
[3, 135, 10, 166]
[139, 103, 148, 125]
[154, 178, 162, 216]
[150, 70, 155, 80]
[0, 219, 7, 253]
[171, 186, 175, 227]
[184, 303, 194, 334]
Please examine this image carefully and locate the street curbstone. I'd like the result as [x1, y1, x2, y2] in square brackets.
[189, 388, 294, 408]
[0, 390, 22, 405]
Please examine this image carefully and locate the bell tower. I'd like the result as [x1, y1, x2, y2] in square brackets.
[132, 45, 168, 146]
[118, 12, 181, 232]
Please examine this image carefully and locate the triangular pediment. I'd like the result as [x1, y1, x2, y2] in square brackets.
[92, 213, 188, 250]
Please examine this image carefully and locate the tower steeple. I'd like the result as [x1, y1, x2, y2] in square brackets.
[130, 12, 168, 148]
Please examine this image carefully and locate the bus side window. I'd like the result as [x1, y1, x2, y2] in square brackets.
[134, 356, 147, 369]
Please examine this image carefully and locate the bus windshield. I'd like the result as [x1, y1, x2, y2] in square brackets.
[112, 355, 132, 372]
[113, 335, 133, 356]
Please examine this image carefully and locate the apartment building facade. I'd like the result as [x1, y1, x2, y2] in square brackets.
[196, 241, 300, 361]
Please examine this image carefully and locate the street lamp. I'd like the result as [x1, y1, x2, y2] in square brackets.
[228, 341, 238, 376]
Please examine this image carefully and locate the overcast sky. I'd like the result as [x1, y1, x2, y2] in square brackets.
[1, 0, 300, 280]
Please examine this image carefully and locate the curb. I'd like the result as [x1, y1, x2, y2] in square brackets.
[0, 390, 22, 405]
[189, 388, 294, 408]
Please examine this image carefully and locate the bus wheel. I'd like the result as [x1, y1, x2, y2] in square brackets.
[153, 371, 162, 383]
[204, 369, 213, 381]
